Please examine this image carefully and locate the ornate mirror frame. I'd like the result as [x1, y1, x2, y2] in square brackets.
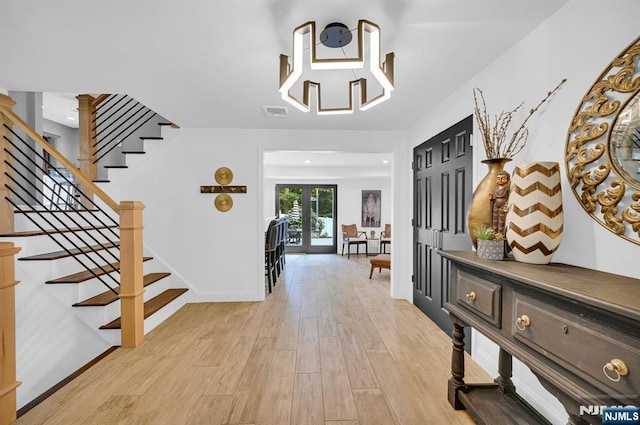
[566, 35, 640, 246]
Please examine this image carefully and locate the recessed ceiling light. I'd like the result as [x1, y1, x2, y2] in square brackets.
[305, 160, 311, 164]
[383, 160, 389, 164]
[66, 116, 76, 121]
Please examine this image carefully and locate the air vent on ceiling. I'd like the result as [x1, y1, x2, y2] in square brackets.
[262, 105, 288, 118]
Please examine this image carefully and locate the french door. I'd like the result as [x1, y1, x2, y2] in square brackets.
[276, 184, 337, 254]
[413, 115, 473, 336]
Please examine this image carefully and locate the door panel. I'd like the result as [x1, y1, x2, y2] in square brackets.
[413, 115, 473, 337]
[309, 187, 335, 249]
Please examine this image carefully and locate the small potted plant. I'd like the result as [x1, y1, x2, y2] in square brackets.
[474, 225, 505, 261]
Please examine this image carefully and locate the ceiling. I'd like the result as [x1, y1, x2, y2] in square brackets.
[265, 151, 391, 167]
[42, 92, 80, 129]
[263, 150, 392, 179]
[1, 0, 568, 133]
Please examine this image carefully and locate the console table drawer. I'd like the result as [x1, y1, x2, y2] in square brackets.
[513, 294, 640, 398]
[455, 270, 502, 328]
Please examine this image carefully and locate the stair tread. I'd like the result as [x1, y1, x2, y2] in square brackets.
[99, 288, 188, 329]
[73, 272, 172, 306]
[0, 224, 118, 238]
[19, 242, 119, 261]
[46, 257, 153, 283]
[104, 165, 128, 169]
[122, 151, 145, 154]
[158, 122, 180, 129]
[140, 136, 163, 140]
[93, 180, 110, 183]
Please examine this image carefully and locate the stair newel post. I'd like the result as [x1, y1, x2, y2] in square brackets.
[0, 94, 16, 234]
[77, 94, 97, 209]
[0, 242, 22, 425]
[117, 201, 145, 348]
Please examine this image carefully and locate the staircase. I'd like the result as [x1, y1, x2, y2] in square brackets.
[0, 92, 195, 412]
[87, 94, 178, 183]
[0, 93, 188, 341]
[1, 212, 188, 339]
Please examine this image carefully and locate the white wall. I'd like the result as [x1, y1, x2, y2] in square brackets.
[404, 1, 640, 423]
[106, 128, 405, 302]
[339, 177, 391, 235]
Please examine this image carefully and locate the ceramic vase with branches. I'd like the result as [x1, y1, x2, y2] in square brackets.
[467, 79, 566, 249]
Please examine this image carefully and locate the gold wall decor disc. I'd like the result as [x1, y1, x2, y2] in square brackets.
[215, 167, 233, 185]
[215, 194, 233, 212]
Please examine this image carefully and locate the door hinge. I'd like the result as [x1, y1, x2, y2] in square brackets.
[411, 275, 415, 283]
[411, 218, 415, 226]
[411, 161, 415, 170]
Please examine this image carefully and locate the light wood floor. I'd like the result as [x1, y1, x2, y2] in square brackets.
[15, 253, 491, 425]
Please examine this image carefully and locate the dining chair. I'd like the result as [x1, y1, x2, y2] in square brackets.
[380, 223, 391, 254]
[341, 224, 368, 259]
[265, 220, 279, 293]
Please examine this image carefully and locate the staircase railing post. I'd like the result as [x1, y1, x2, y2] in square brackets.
[0, 94, 16, 234]
[117, 201, 145, 348]
[0, 242, 22, 425]
[77, 94, 97, 208]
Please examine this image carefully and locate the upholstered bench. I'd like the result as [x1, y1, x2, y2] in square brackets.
[369, 254, 391, 279]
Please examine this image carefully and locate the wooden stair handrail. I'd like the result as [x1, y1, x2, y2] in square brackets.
[92, 94, 110, 107]
[0, 99, 119, 212]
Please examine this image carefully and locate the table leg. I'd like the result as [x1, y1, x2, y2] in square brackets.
[448, 321, 467, 409]
[495, 348, 516, 394]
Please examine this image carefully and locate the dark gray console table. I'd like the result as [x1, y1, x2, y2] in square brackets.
[438, 250, 640, 425]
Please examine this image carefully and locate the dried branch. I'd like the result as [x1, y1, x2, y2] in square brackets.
[473, 79, 567, 159]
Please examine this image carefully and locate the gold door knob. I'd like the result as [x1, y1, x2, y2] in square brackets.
[515, 315, 531, 331]
[465, 291, 476, 303]
[603, 359, 629, 382]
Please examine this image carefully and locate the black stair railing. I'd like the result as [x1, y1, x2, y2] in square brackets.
[92, 94, 157, 163]
[3, 123, 121, 294]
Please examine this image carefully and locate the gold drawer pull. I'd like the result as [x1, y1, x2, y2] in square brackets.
[515, 315, 531, 331]
[465, 291, 476, 303]
[603, 359, 629, 382]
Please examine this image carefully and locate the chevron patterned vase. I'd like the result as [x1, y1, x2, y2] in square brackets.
[505, 162, 563, 264]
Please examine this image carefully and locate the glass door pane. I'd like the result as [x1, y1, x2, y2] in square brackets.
[278, 186, 303, 250]
[310, 187, 335, 248]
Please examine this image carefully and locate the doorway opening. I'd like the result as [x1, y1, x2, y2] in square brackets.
[276, 184, 338, 254]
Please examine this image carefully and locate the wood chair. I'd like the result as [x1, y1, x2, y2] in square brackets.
[380, 223, 391, 254]
[278, 218, 287, 270]
[341, 224, 368, 259]
[265, 220, 278, 293]
[274, 218, 285, 277]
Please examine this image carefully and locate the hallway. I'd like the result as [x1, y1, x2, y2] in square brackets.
[15, 254, 490, 425]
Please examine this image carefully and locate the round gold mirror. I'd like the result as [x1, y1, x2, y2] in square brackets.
[610, 93, 640, 190]
[565, 35, 640, 245]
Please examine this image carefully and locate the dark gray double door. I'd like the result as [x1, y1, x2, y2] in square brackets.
[413, 115, 474, 336]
